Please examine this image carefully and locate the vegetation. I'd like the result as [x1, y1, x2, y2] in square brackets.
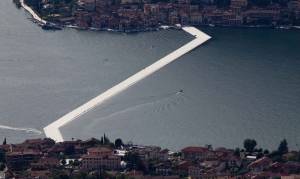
[243, 139, 257, 153]
[114, 138, 124, 149]
[278, 139, 289, 155]
[124, 152, 146, 172]
[2, 138, 6, 145]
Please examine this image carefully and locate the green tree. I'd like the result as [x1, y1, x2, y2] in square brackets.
[103, 133, 110, 145]
[243, 139, 257, 153]
[2, 138, 6, 145]
[264, 149, 270, 155]
[115, 138, 124, 148]
[234, 148, 241, 157]
[278, 139, 288, 155]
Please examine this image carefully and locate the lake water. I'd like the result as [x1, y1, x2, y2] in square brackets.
[1, 0, 299, 150]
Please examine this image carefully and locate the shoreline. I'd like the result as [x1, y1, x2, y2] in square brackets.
[18, 0, 299, 32]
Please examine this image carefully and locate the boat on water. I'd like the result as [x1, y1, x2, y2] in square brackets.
[176, 89, 184, 95]
[41, 22, 63, 30]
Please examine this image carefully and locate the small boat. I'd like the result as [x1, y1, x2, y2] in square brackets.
[42, 22, 62, 30]
[176, 89, 184, 95]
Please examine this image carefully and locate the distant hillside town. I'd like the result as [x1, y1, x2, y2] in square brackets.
[17, 0, 300, 31]
[0, 136, 300, 178]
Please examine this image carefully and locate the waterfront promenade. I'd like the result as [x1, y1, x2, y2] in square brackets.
[43, 27, 211, 142]
[20, 0, 46, 24]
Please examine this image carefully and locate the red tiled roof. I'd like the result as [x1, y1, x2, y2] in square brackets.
[181, 146, 209, 153]
[248, 157, 272, 168]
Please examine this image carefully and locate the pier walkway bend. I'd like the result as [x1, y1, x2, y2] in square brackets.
[44, 26, 211, 142]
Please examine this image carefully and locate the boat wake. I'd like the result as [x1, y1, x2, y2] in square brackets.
[0, 125, 42, 135]
[86, 90, 186, 125]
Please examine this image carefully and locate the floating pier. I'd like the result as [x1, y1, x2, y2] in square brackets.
[20, 0, 47, 24]
[44, 27, 211, 142]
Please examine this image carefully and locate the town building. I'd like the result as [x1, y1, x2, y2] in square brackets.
[182, 146, 216, 161]
[81, 147, 121, 170]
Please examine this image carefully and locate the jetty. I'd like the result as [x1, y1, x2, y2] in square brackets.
[44, 26, 211, 142]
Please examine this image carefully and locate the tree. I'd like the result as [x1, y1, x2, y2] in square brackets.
[243, 139, 257, 153]
[2, 138, 6, 145]
[115, 138, 124, 148]
[257, 152, 264, 159]
[234, 148, 241, 157]
[103, 133, 110, 145]
[264, 149, 270, 155]
[278, 139, 288, 155]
